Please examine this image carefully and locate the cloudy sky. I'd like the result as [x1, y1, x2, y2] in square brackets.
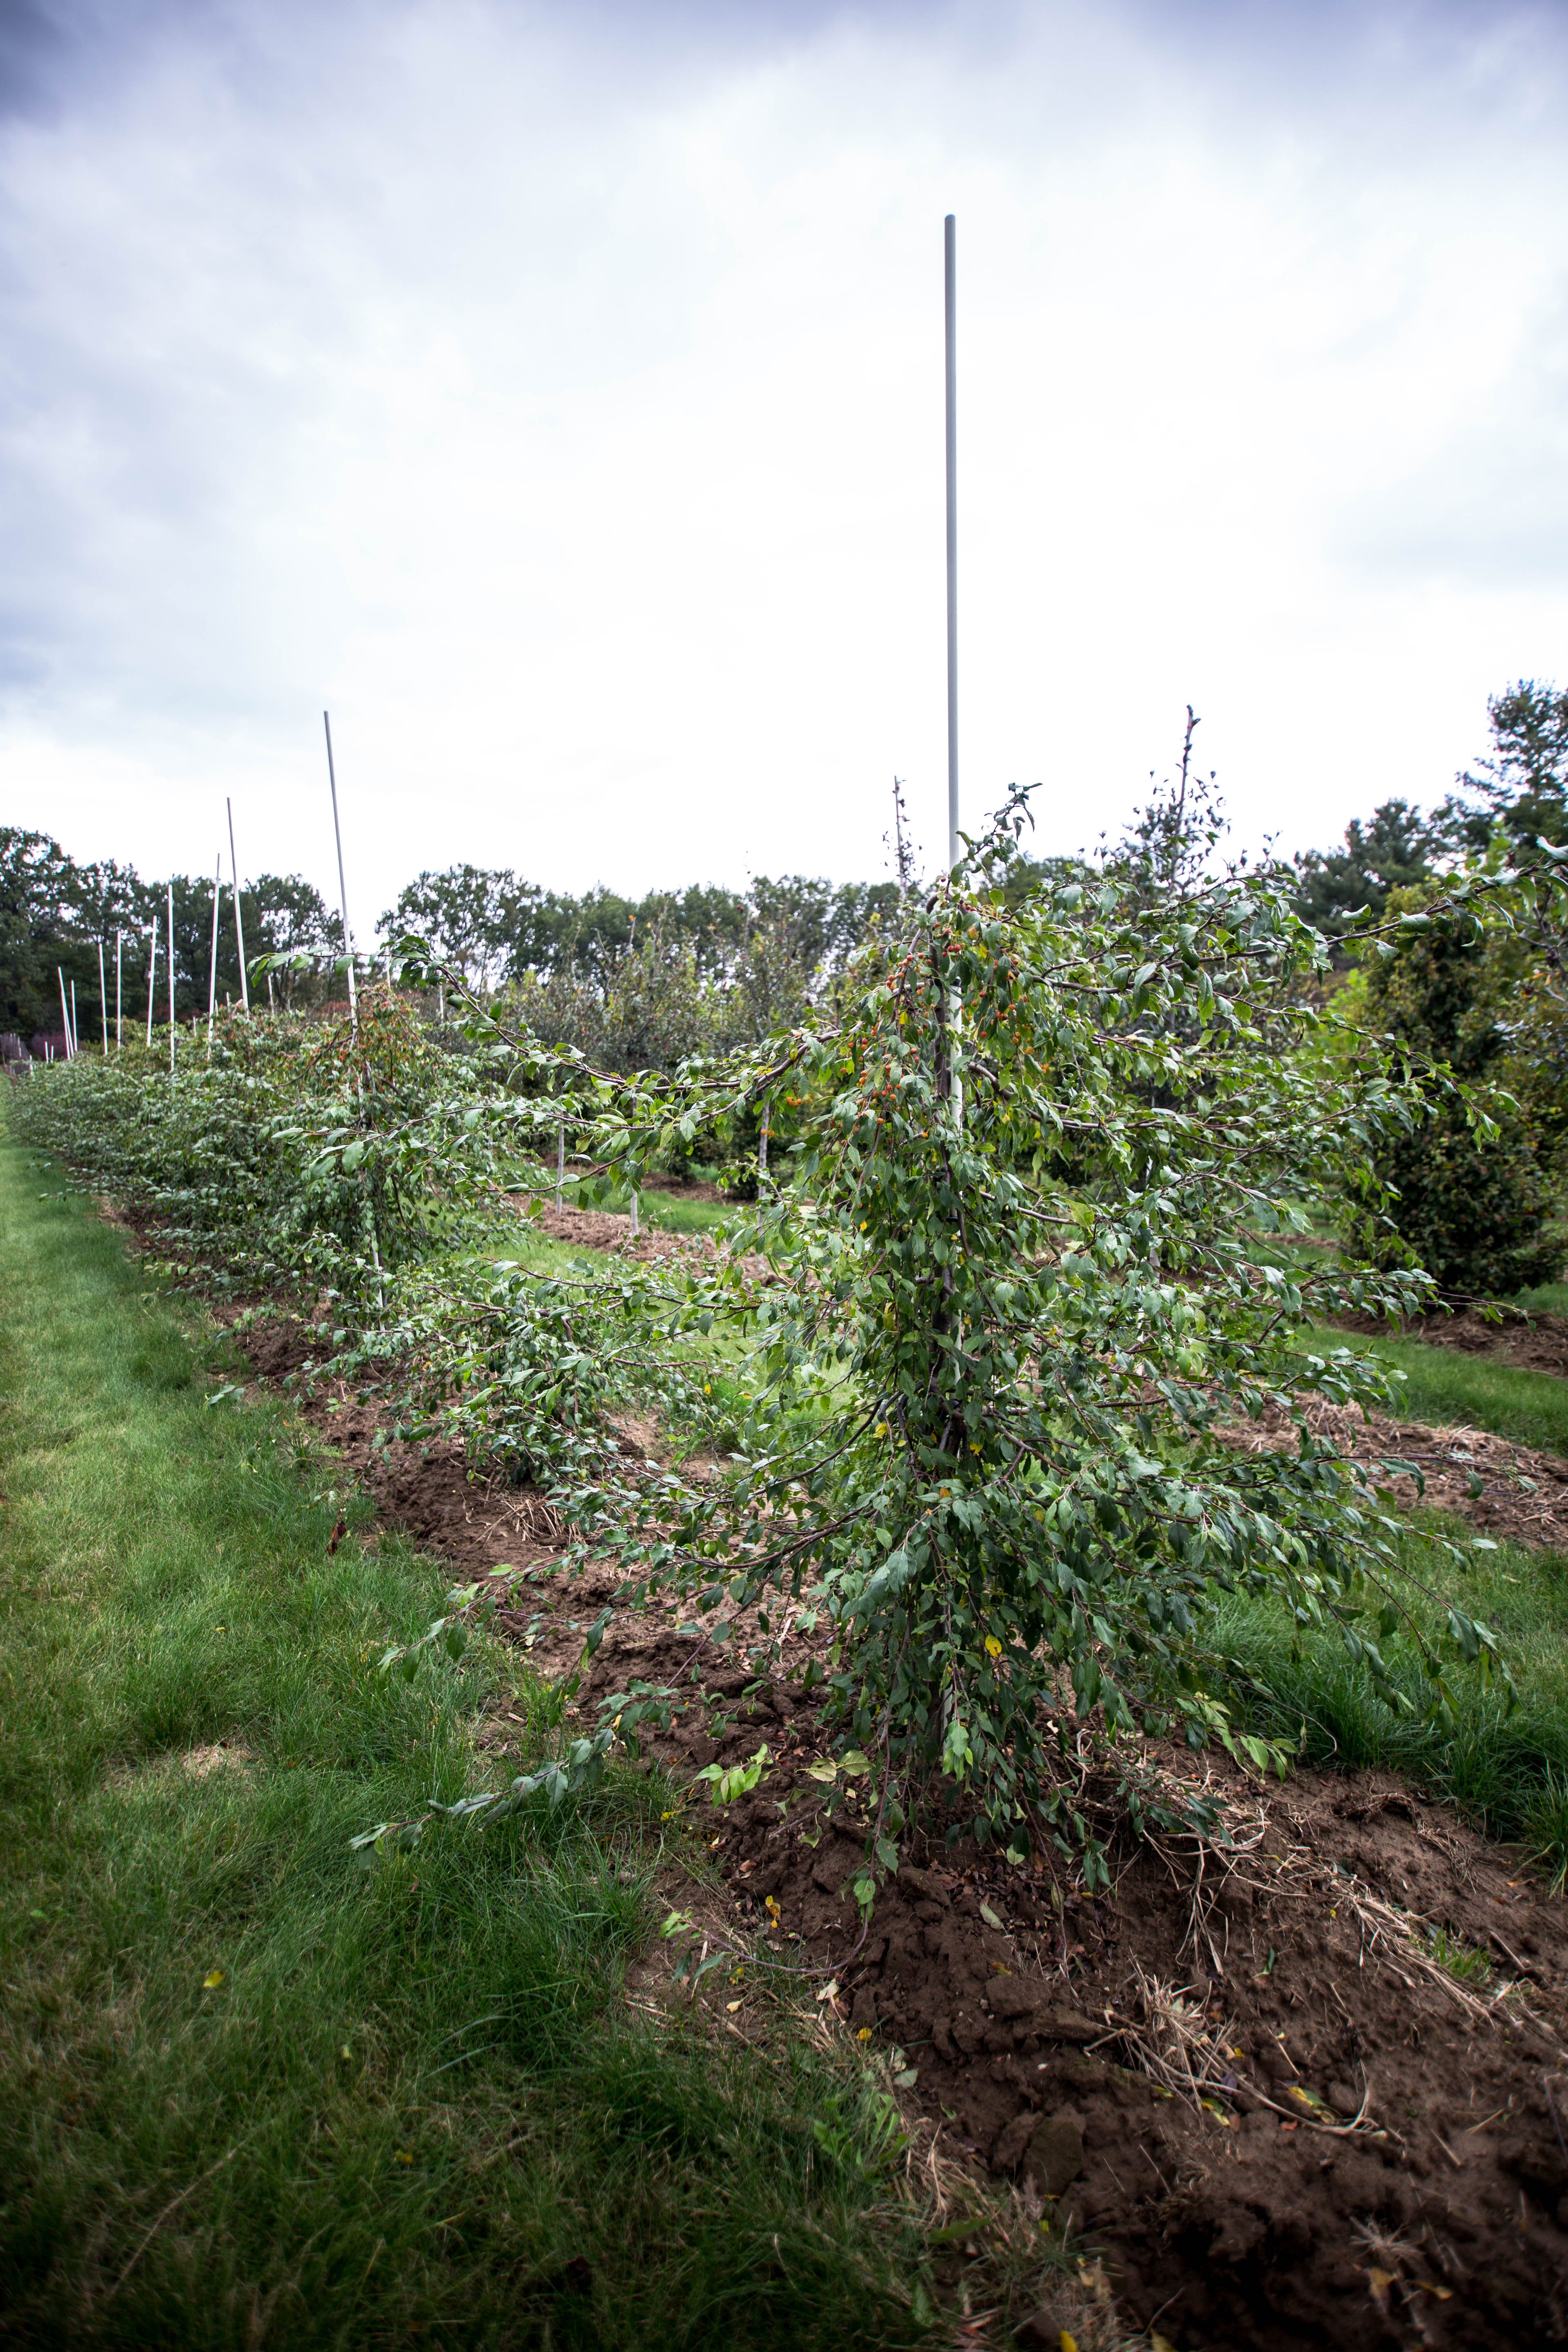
[2, 0, 1566, 924]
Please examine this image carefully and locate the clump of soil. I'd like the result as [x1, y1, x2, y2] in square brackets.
[1219, 1390, 1568, 1551]
[1337, 1306, 1568, 1381]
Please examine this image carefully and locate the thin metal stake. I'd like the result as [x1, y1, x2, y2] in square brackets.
[58, 967, 72, 1059]
[227, 800, 249, 1013]
[98, 940, 108, 1054]
[167, 883, 176, 1079]
[207, 854, 223, 1041]
[115, 931, 123, 1051]
[323, 712, 359, 1041]
[944, 211, 958, 874]
[146, 918, 157, 1046]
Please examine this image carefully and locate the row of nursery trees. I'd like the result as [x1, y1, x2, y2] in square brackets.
[10, 679, 1568, 1287]
[9, 675, 1563, 1064]
[15, 687, 1568, 1886]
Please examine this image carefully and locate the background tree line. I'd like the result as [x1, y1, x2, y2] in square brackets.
[11, 677, 1568, 1302]
[0, 839, 343, 1047]
[0, 832, 904, 1058]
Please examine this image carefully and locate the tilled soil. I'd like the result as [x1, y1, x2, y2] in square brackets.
[1336, 1306, 1568, 1380]
[523, 1200, 771, 1283]
[1218, 1390, 1568, 1552]
[214, 1303, 1568, 2346]
[664, 1736, 1568, 2350]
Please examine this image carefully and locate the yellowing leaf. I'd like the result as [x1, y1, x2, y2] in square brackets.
[202, 1969, 225, 1989]
[396, 2149, 414, 2165]
[1151, 2337, 1179, 2352]
[1059, 2334, 1079, 2352]
[984, 1635, 1003, 1659]
[725, 2000, 742, 2013]
[979, 1901, 1004, 1931]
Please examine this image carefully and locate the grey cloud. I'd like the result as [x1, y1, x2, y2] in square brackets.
[1337, 284, 1568, 589]
[0, 0, 67, 119]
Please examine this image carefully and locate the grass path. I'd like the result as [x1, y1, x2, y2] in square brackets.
[0, 1138, 930, 2350]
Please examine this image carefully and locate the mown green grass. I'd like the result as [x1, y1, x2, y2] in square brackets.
[1214, 1515, 1568, 1883]
[0, 1135, 937, 2350]
[637, 1189, 739, 1238]
[1299, 1322, 1568, 1458]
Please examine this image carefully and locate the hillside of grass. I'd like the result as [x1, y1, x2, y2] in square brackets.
[0, 1134, 936, 2351]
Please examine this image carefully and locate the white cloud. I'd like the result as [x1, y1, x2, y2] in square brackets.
[2, 0, 1567, 921]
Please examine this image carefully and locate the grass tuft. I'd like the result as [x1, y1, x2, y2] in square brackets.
[1212, 1515, 1568, 1880]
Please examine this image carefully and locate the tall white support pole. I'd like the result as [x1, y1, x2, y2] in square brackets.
[58, 968, 73, 1059]
[226, 800, 250, 1013]
[146, 920, 157, 1047]
[556, 1119, 566, 1207]
[207, 854, 223, 1040]
[944, 212, 959, 874]
[167, 883, 177, 1079]
[115, 931, 123, 1051]
[98, 939, 108, 1054]
[323, 711, 359, 1041]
